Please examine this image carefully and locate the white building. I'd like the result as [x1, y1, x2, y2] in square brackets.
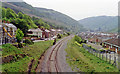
[28, 28, 43, 38]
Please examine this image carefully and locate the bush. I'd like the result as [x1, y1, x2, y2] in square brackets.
[74, 35, 82, 44]
[67, 32, 70, 35]
[57, 34, 62, 39]
[75, 41, 83, 47]
[18, 43, 23, 48]
[24, 39, 34, 45]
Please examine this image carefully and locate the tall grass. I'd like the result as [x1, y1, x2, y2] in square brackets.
[65, 37, 119, 72]
[2, 40, 53, 72]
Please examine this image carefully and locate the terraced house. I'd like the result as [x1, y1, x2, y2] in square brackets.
[103, 38, 120, 54]
[28, 28, 43, 38]
[0, 22, 17, 45]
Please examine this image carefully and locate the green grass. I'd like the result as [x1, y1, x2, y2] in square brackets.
[2, 40, 53, 72]
[0, 46, 2, 49]
[65, 37, 119, 72]
[2, 44, 23, 57]
[2, 56, 32, 72]
[20, 40, 53, 72]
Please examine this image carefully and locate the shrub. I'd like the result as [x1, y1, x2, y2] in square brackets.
[57, 34, 62, 39]
[18, 43, 23, 48]
[75, 41, 83, 47]
[67, 32, 70, 35]
[74, 35, 82, 44]
[24, 39, 34, 45]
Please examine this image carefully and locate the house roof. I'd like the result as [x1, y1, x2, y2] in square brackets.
[3, 23, 17, 29]
[51, 29, 56, 31]
[28, 28, 43, 32]
[45, 29, 50, 32]
[104, 38, 120, 47]
[57, 29, 62, 32]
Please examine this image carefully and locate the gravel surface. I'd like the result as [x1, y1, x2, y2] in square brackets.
[57, 37, 73, 72]
[40, 36, 74, 72]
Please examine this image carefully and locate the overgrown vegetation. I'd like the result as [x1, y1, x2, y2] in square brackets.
[65, 36, 119, 72]
[2, 40, 53, 72]
[2, 44, 23, 57]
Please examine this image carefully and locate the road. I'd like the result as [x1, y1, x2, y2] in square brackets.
[36, 35, 74, 72]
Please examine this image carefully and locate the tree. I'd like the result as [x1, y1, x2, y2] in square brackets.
[18, 12, 24, 19]
[2, 8, 6, 18]
[6, 8, 17, 19]
[16, 28, 24, 43]
[11, 18, 29, 36]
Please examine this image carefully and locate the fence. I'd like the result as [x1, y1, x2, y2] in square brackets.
[82, 44, 118, 67]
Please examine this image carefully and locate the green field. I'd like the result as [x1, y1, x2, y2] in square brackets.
[2, 40, 53, 72]
[65, 37, 119, 72]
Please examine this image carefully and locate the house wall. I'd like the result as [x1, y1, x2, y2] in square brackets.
[106, 44, 109, 48]
[110, 46, 116, 51]
[42, 31, 45, 38]
[45, 32, 50, 38]
[118, 51, 120, 54]
[50, 31, 56, 37]
[104, 43, 120, 54]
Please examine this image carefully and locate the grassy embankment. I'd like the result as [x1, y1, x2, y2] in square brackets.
[2, 40, 53, 72]
[65, 36, 119, 72]
[0, 45, 2, 72]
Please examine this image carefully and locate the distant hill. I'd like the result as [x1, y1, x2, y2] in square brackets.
[108, 27, 118, 33]
[78, 16, 118, 32]
[2, 2, 85, 33]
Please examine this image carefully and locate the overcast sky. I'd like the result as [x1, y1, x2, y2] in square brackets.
[23, 0, 119, 20]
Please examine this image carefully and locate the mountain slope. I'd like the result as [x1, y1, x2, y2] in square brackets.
[2, 2, 85, 33]
[108, 27, 118, 33]
[79, 16, 118, 32]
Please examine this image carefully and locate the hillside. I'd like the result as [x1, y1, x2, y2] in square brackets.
[79, 16, 118, 32]
[108, 28, 118, 33]
[2, 2, 85, 33]
[2, 7, 52, 36]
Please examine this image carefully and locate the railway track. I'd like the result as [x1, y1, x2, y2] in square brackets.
[47, 37, 69, 72]
[38, 35, 74, 72]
